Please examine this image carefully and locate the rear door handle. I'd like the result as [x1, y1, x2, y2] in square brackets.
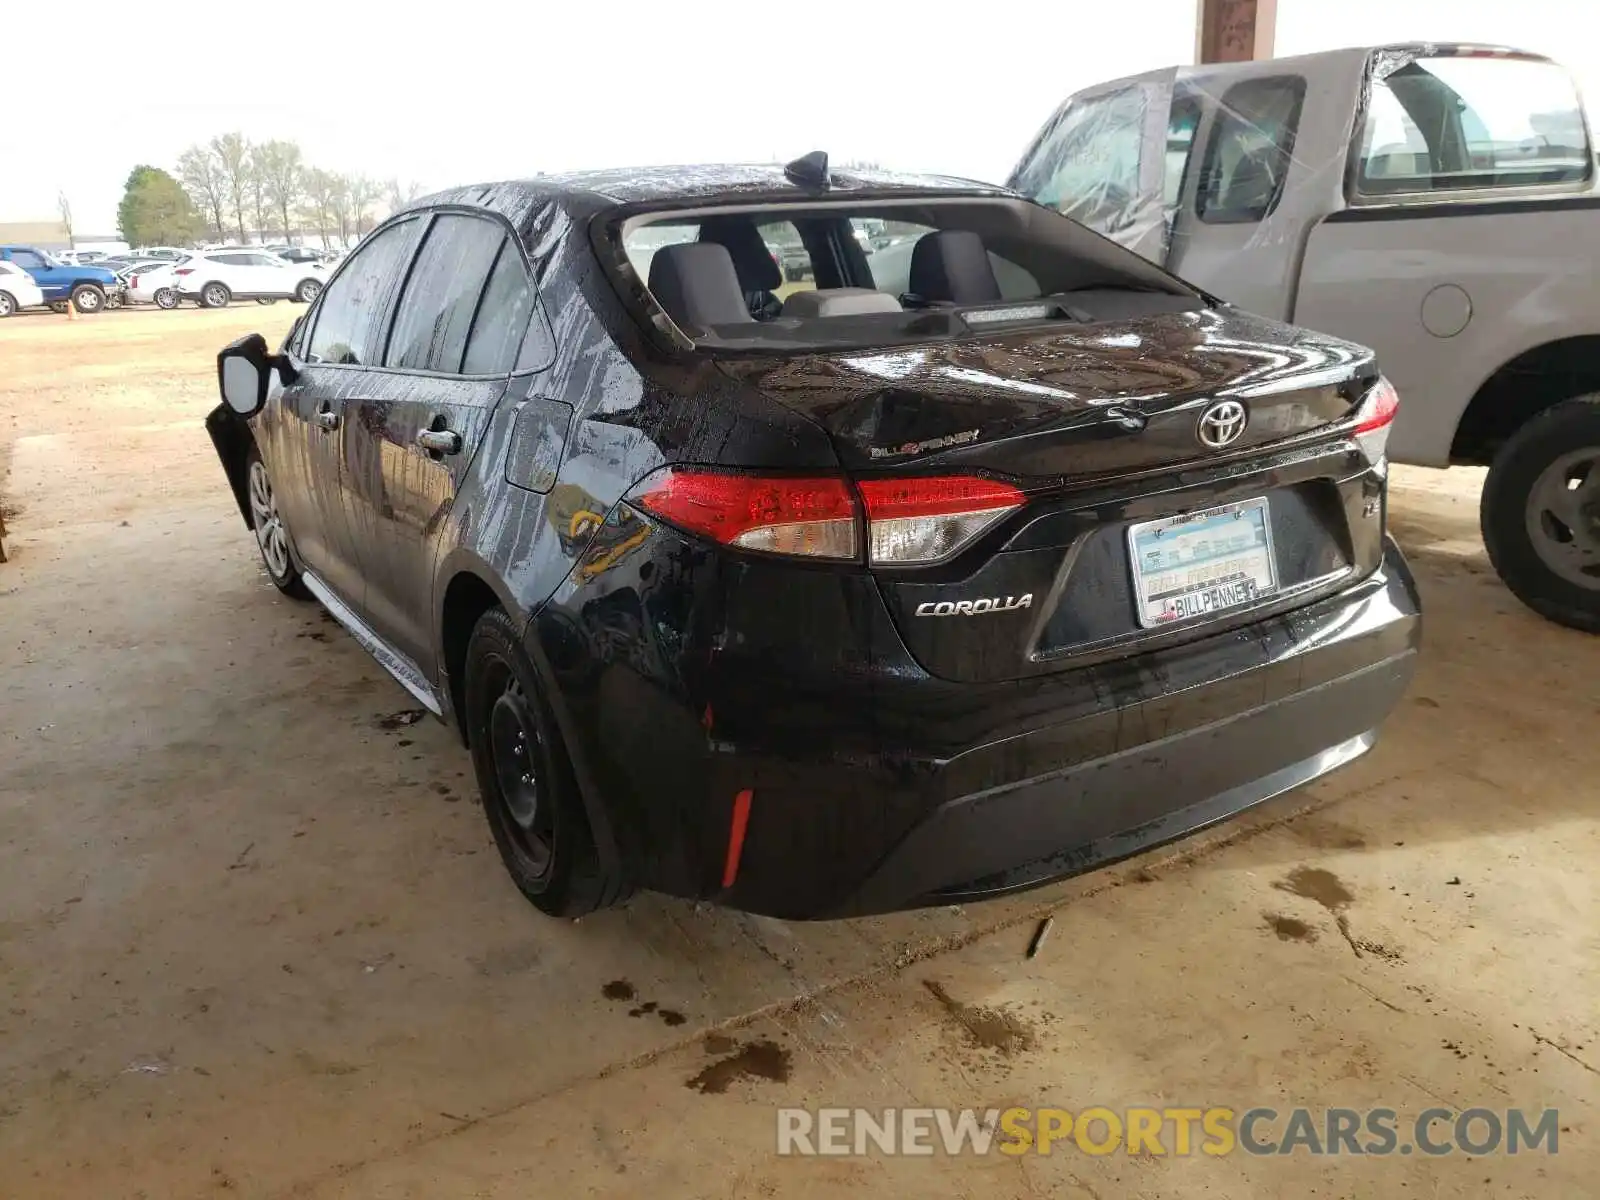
[416, 428, 462, 455]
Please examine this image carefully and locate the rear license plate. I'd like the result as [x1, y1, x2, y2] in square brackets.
[1127, 498, 1277, 627]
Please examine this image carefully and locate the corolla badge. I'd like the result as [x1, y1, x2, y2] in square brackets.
[1196, 399, 1248, 449]
[915, 594, 1033, 617]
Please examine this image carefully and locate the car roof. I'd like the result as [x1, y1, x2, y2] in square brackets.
[397, 163, 1013, 252]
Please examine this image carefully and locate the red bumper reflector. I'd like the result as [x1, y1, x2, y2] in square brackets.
[721, 788, 753, 888]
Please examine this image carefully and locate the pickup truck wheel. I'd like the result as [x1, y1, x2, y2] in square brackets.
[1481, 395, 1600, 633]
[48, 300, 69, 314]
[200, 282, 231, 308]
[246, 446, 311, 600]
[70, 284, 105, 313]
[294, 278, 322, 303]
[0, 291, 14, 318]
[464, 608, 623, 918]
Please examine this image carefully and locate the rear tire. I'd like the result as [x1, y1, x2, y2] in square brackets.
[245, 445, 311, 600]
[294, 278, 322, 303]
[0, 291, 14, 318]
[464, 608, 622, 918]
[200, 281, 231, 309]
[255, 297, 279, 305]
[1481, 395, 1600, 633]
[154, 288, 178, 310]
[70, 284, 105, 313]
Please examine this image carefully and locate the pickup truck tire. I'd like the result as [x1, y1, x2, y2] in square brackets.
[0, 291, 15, 318]
[246, 445, 311, 600]
[69, 284, 105, 314]
[1481, 395, 1600, 634]
[464, 607, 624, 918]
[200, 282, 231, 309]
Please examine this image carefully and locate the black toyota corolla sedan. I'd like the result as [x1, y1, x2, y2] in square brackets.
[208, 155, 1420, 921]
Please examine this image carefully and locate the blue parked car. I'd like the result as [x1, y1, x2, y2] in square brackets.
[0, 246, 123, 313]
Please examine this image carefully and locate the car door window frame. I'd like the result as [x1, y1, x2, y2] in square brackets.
[377, 205, 552, 382]
[298, 214, 423, 371]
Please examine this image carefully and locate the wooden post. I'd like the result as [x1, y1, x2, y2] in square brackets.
[1195, 0, 1277, 64]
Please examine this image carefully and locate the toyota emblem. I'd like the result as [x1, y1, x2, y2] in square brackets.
[1196, 399, 1247, 450]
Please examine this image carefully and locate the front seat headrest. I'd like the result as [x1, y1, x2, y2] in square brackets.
[697, 216, 782, 293]
[647, 242, 754, 331]
[908, 230, 1002, 305]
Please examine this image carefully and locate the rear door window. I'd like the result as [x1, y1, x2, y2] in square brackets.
[1195, 76, 1305, 224]
[462, 239, 539, 375]
[384, 214, 505, 374]
[1356, 54, 1592, 196]
[305, 219, 419, 366]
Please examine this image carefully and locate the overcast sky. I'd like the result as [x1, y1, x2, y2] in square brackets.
[4, 0, 1596, 235]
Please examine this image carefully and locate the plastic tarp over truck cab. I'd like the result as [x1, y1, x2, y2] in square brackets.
[1008, 68, 1181, 266]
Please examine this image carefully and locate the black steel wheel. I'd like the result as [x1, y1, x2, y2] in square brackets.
[464, 607, 623, 917]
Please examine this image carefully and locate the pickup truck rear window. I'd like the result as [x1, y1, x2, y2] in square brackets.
[1357, 54, 1592, 197]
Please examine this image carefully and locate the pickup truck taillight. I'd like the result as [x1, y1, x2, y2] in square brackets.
[1352, 377, 1399, 463]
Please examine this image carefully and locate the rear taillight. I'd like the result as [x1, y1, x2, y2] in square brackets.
[1352, 376, 1399, 462]
[174, 267, 193, 276]
[858, 475, 1024, 564]
[628, 469, 1026, 565]
[630, 470, 858, 559]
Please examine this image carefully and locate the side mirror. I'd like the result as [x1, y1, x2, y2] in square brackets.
[218, 333, 272, 417]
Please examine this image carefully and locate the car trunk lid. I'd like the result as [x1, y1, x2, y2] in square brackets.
[717, 307, 1381, 683]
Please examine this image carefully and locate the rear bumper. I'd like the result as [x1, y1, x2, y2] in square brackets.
[531, 534, 1421, 920]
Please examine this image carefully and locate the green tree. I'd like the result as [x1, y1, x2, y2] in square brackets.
[117, 166, 204, 247]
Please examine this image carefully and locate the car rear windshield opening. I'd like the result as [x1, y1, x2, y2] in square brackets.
[609, 197, 1202, 351]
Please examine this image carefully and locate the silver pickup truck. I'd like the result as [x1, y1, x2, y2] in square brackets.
[1008, 43, 1600, 632]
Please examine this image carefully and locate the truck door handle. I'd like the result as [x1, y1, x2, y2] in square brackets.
[314, 409, 339, 431]
[416, 428, 462, 456]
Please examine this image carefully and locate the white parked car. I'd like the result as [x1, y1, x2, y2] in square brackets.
[0, 260, 46, 316]
[171, 250, 328, 308]
[125, 263, 182, 310]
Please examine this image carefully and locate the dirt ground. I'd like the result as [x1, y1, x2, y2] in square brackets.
[0, 305, 1595, 1199]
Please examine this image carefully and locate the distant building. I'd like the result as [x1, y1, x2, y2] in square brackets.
[0, 221, 126, 254]
[0, 220, 70, 250]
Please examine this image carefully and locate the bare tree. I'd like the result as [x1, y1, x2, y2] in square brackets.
[347, 174, 381, 237]
[384, 177, 425, 216]
[330, 173, 353, 245]
[210, 132, 251, 242]
[255, 140, 305, 245]
[56, 191, 74, 246]
[247, 144, 274, 242]
[302, 168, 339, 249]
[176, 146, 228, 241]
